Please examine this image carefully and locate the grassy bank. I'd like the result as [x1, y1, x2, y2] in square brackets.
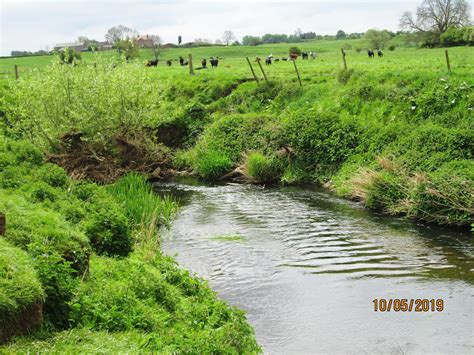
[0, 135, 259, 351]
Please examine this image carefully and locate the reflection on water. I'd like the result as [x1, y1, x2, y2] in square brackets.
[156, 180, 474, 354]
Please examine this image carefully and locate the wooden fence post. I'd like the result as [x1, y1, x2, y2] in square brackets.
[245, 57, 259, 83]
[14, 65, 19, 80]
[293, 60, 302, 87]
[445, 49, 451, 72]
[341, 48, 347, 71]
[188, 54, 194, 75]
[0, 213, 5, 235]
[256, 58, 268, 83]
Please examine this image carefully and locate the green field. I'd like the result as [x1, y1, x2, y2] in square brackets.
[1, 38, 472, 83]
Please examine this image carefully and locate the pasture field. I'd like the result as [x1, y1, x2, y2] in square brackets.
[1, 38, 472, 82]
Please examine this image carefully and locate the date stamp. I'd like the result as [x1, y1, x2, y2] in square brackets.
[373, 299, 444, 312]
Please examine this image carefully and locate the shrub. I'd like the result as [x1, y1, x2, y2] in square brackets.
[337, 68, 354, 84]
[71, 182, 133, 257]
[284, 112, 360, 180]
[388, 44, 396, 51]
[56, 48, 81, 64]
[289, 46, 302, 55]
[84, 208, 131, 257]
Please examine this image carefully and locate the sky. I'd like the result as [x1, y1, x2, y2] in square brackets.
[0, 0, 471, 56]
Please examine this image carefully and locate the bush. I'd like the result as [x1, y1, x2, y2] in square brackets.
[56, 48, 81, 64]
[289, 46, 302, 55]
[71, 182, 133, 257]
[337, 68, 354, 84]
[388, 44, 396, 51]
[284, 112, 360, 180]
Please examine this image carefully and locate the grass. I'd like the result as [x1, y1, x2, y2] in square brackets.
[0, 238, 44, 322]
[211, 234, 245, 242]
[107, 173, 178, 229]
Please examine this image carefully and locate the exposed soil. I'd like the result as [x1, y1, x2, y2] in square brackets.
[0, 301, 43, 344]
[48, 132, 174, 183]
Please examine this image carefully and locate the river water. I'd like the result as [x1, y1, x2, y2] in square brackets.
[156, 179, 473, 354]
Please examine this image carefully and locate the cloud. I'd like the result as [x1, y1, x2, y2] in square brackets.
[1, 0, 422, 55]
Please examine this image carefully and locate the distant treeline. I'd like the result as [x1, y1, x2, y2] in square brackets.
[10, 50, 51, 57]
[242, 31, 378, 46]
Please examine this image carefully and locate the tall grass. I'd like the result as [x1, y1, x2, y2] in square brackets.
[107, 173, 178, 229]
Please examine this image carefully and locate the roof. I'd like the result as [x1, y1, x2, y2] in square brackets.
[54, 41, 85, 48]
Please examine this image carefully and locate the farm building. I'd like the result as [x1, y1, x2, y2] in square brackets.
[135, 35, 155, 48]
[53, 41, 87, 51]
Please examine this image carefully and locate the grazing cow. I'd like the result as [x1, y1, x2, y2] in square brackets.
[367, 50, 375, 58]
[145, 59, 158, 67]
[201, 59, 207, 68]
[265, 56, 272, 65]
[274, 58, 280, 62]
[310, 51, 317, 59]
[377, 49, 383, 58]
[166, 60, 172, 66]
[302, 52, 308, 60]
[210, 57, 219, 67]
[179, 56, 185, 66]
[281, 57, 288, 61]
[290, 53, 298, 60]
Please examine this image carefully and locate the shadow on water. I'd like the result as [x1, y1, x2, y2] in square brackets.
[153, 178, 473, 354]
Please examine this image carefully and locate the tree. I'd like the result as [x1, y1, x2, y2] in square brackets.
[149, 35, 162, 60]
[400, 0, 471, 36]
[294, 28, 303, 39]
[242, 35, 263, 46]
[116, 39, 139, 60]
[336, 30, 346, 39]
[105, 25, 138, 45]
[222, 31, 236, 46]
[364, 29, 392, 49]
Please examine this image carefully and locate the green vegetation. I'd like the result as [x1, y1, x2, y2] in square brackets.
[0, 36, 472, 349]
[0, 135, 259, 351]
[211, 235, 245, 242]
[1, 40, 472, 228]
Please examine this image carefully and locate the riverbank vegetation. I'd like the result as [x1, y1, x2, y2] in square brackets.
[0, 135, 259, 351]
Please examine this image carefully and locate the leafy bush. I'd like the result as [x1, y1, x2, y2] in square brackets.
[440, 26, 474, 47]
[56, 48, 81, 64]
[71, 182, 133, 257]
[388, 44, 396, 51]
[289, 46, 302, 55]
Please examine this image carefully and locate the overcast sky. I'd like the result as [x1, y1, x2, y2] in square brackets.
[0, 0, 471, 56]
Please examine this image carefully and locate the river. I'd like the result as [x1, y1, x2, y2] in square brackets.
[156, 179, 473, 354]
